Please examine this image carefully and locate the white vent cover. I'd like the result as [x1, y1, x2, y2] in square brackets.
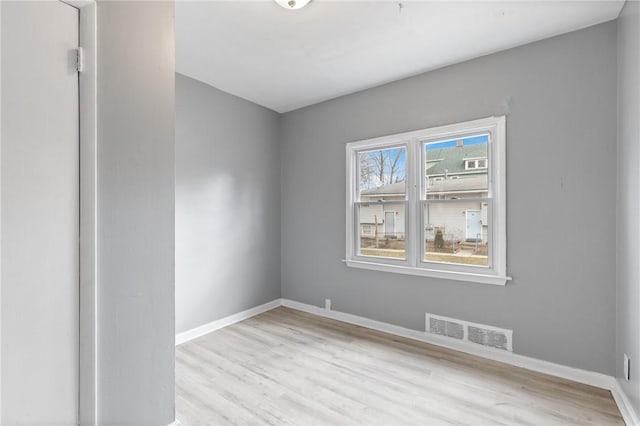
[428, 316, 465, 340]
[426, 313, 513, 351]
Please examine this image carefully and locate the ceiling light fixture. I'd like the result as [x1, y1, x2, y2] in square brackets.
[275, 0, 311, 10]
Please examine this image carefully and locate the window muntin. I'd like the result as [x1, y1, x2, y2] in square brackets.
[345, 116, 508, 285]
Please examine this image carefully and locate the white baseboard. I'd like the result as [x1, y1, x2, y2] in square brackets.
[611, 379, 640, 426]
[175, 299, 282, 346]
[281, 299, 615, 390]
[282, 298, 640, 424]
[167, 420, 182, 426]
[175, 297, 637, 425]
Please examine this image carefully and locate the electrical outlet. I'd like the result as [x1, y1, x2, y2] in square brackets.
[624, 354, 630, 381]
[324, 298, 332, 310]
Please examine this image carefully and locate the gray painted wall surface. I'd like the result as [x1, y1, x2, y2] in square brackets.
[175, 74, 281, 334]
[616, 1, 640, 415]
[280, 22, 617, 375]
[97, 2, 175, 424]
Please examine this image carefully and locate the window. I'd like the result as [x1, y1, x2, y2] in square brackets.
[355, 145, 407, 259]
[465, 158, 488, 170]
[345, 116, 509, 286]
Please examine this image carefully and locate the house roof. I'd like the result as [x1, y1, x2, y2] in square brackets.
[360, 144, 489, 198]
[360, 175, 488, 198]
[361, 182, 406, 197]
[427, 174, 488, 194]
[427, 143, 487, 176]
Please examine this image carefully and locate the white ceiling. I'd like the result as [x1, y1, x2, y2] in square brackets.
[176, 0, 624, 113]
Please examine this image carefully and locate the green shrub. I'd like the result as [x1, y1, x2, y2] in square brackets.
[435, 229, 444, 249]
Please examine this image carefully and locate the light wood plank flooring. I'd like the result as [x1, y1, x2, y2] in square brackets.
[176, 307, 623, 425]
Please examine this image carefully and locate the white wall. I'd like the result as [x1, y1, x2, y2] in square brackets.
[427, 201, 485, 242]
[360, 203, 405, 237]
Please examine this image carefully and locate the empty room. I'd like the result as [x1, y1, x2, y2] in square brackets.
[1, 0, 639, 425]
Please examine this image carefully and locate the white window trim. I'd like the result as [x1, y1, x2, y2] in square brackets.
[344, 116, 511, 286]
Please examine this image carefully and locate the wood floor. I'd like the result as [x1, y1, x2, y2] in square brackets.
[176, 307, 623, 425]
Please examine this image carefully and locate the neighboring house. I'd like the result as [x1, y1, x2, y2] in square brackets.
[359, 140, 489, 244]
[359, 181, 406, 240]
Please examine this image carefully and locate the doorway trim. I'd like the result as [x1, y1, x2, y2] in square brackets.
[1, 4, 3, 422]
[63, 1, 98, 424]
[0, 1, 96, 422]
[384, 211, 396, 237]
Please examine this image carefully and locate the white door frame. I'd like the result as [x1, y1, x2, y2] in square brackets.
[73, 2, 98, 424]
[1, 6, 3, 423]
[465, 209, 482, 241]
[1, 4, 3, 422]
[384, 211, 396, 237]
[0, 1, 97, 423]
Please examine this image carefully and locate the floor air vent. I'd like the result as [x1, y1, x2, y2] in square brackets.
[426, 313, 513, 351]
[428, 316, 465, 340]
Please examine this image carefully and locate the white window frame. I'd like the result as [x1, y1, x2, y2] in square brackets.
[351, 142, 412, 266]
[344, 116, 510, 286]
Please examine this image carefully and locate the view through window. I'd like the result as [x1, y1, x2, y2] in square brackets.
[357, 146, 407, 259]
[424, 135, 489, 266]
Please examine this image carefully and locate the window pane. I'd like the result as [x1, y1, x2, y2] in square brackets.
[358, 146, 406, 200]
[358, 203, 406, 259]
[425, 135, 488, 200]
[424, 202, 489, 266]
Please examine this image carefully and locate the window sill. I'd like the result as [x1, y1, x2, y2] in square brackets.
[343, 259, 511, 286]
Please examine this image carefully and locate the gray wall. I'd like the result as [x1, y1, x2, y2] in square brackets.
[280, 22, 617, 375]
[175, 74, 281, 334]
[616, 0, 640, 415]
[97, 2, 175, 424]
